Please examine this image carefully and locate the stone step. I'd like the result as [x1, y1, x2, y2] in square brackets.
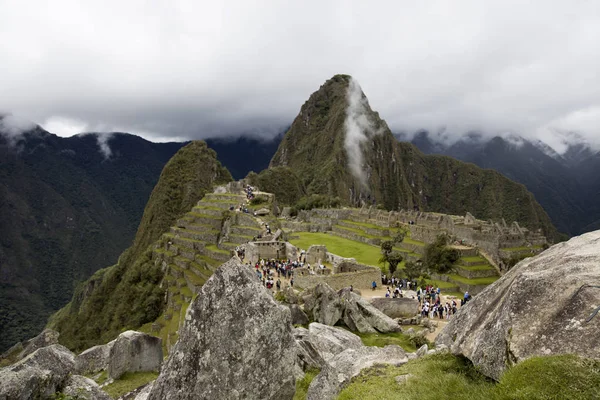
[455, 265, 498, 279]
[178, 214, 222, 229]
[458, 258, 488, 267]
[192, 206, 224, 218]
[227, 234, 254, 244]
[174, 256, 191, 270]
[204, 193, 246, 202]
[232, 213, 261, 227]
[197, 200, 238, 210]
[169, 235, 206, 252]
[170, 226, 219, 243]
[219, 242, 239, 251]
[202, 245, 232, 262]
[230, 225, 263, 237]
[194, 254, 222, 271]
[338, 220, 390, 236]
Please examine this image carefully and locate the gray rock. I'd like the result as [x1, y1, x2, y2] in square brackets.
[15, 329, 60, 361]
[62, 374, 111, 400]
[281, 286, 300, 304]
[307, 345, 408, 400]
[108, 331, 162, 380]
[307, 323, 363, 362]
[303, 283, 344, 325]
[289, 304, 309, 326]
[120, 381, 155, 400]
[148, 258, 297, 400]
[416, 344, 428, 358]
[436, 230, 600, 380]
[395, 374, 413, 385]
[293, 327, 327, 372]
[75, 340, 115, 374]
[0, 344, 75, 400]
[370, 298, 420, 319]
[339, 290, 402, 334]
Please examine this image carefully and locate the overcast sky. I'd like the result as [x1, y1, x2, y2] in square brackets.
[1, 0, 599, 151]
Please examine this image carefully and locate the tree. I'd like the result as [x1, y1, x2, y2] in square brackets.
[423, 234, 460, 274]
[380, 240, 404, 276]
[403, 260, 427, 281]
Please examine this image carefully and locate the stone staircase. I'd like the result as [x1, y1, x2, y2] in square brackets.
[145, 190, 266, 353]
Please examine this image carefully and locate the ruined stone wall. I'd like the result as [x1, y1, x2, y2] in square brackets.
[294, 268, 381, 291]
[305, 245, 327, 264]
[244, 241, 290, 263]
[408, 225, 444, 244]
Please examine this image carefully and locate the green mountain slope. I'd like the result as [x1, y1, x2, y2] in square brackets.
[0, 124, 185, 352]
[47, 141, 232, 351]
[269, 75, 558, 240]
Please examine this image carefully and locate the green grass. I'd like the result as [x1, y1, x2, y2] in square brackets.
[340, 219, 388, 230]
[289, 232, 383, 267]
[293, 368, 320, 400]
[448, 274, 499, 285]
[205, 244, 230, 254]
[501, 246, 542, 252]
[457, 264, 495, 271]
[461, 256, 486, 262]
[334, 224, 391, 240]
[354, 331, 418, 352]
[425, 279, 460, 290]
[103, 371, 159, 399]
[403, 237, 426, 247]
[338, 353, 600, 400]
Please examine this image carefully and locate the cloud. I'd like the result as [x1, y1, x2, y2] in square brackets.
[0, 0, 598, 149]
[0, 114, 37, 147]
[344, 78, 382, 186]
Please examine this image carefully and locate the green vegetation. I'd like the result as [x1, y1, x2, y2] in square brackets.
[354, 331, 423, 353]
[447, 274, 499, 286]
[379, 241, 404, 276]
[288, 232, 382, 267]
[292, 194, 342, 215]
[48, 141, 232, 351]
[268, 75, 559, 241]
[246, 167, 306, 205]
[293, 368, 320, 400]
[338, 353, 600, 400]
[423, 235, 460, 274]
[103, 371, 159, 399]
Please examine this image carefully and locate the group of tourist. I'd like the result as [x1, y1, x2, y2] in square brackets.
[381, 274, 417, 291]
[420, 299, 458, 319]
[253, 258, 300, 290]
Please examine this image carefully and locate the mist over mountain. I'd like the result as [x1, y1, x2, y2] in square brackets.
[402, 130, 600, 236]
[205, 133, 284, 180]
[0, 119, 185, 351]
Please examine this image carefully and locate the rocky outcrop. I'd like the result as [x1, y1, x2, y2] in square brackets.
[0, 344, 75, 400]
[437, 230, 600, 380]
[75, 340, 115, 374]
[62, 375, 111, 400]
[289, 304, 309, 325]
[302, 284, 401, 333]
[339, 289, 401, 333]
[108, 331, 163, 380]
[305, 323, 363, 362]
[304, 326, 408, 400]
[18, 329, 60, 361]
[148, 258, 297, 400]
[293, 327, 327, 373]
[370, 297, 419, 319]
[303, 283, 344, 325]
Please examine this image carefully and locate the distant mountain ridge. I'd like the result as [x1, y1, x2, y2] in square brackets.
[402, 130, 600, 235]
[0, 120, 185, 351]
[268, 75, 558, 240]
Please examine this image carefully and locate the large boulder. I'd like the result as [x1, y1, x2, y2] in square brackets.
[75, 340, 115, 374]
[370, 297, 419, 319]
[303, 283, 343, 325]
[289, 304, 310, 325]
[18, 329, 60, 361]
[437, 230, 600, 380]
[62, 375, 111, 400]
[339, 290, 402, 333]
[108, 331, 162, 380]
[148, 258, 297, 400]
[306, 345, 408, 400]
[306, 323, 363, 362]
[293, 327, 327, 373]
[0, 344, 75, 400]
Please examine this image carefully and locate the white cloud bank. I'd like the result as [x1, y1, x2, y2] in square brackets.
[0, 0, 598, 152]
